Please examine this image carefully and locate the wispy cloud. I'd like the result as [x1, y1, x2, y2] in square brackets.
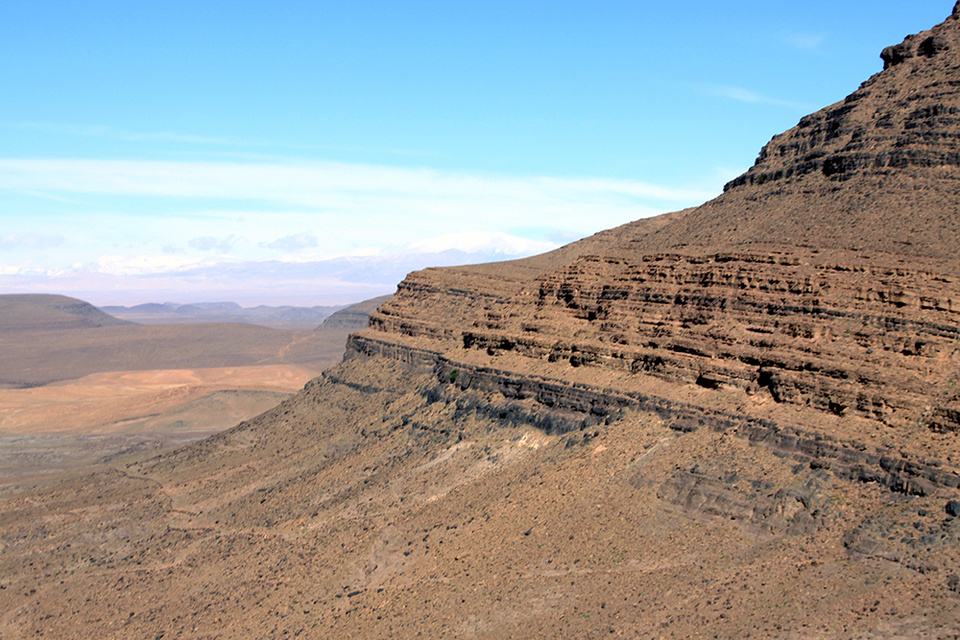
[188, 235, 237, 253]
[91, 254, 207, 276]
[0, 159, 721, 265]
[263, 232, 320, 252]
[0, 233, 64, 249]
[3, 122, 436, 157]
[780, 31, 827, 53]
[400, 231, 556, 257]
[3, 122, 239, 146]
[0, 157, 728, 305]
[0, 158, 717, 210]
[18, 189, 84, 204]
[701, 85, 815, 112]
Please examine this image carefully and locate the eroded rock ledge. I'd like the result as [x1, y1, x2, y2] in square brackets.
[346, 333, 960, 497]
[371, 252, 960, 434]
[721, 6, 960, 192]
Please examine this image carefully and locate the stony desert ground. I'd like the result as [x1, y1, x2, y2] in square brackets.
[0, 295, 372, 483]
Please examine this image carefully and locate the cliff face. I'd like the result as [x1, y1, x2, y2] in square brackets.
[359, 5, 960, 485]
[4, 7, 960, 640]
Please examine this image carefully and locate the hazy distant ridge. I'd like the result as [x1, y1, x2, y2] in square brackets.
[101, 301, 346, 330]
[315, 295, 392, 333]
[0, 294, 131, 332]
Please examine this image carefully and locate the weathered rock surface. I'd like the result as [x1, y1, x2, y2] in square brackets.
[4, 5, 960, 640]
[361, 2, 960, 485]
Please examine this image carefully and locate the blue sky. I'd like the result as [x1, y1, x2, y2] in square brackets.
[0, 1, 951, 306]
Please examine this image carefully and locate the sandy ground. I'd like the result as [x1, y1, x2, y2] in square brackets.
[0, 365, 322, 485]
[0, 365, 319, 436]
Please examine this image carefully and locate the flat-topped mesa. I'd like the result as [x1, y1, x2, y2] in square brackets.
[358, 6, 960, 494]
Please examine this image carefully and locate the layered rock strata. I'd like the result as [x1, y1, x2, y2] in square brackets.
[356, 7, 960, 502]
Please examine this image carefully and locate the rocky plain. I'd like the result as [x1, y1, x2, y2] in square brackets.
[4, 5, 960, 639]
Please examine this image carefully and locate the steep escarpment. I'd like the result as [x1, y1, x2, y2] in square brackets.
[362, 5, 960, 475]
[5, 6, 960, 640]
[363, 244, 960, 483]
[343, 4, 960, 629]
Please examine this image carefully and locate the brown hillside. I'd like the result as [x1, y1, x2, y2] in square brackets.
[315, 294, 392, 333]
[4, 6, 960, 640]
[0, 294, 131, 332]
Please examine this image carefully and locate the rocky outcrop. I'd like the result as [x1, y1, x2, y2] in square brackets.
[352, 5, 960, 512]
[367, 251, 960, 434]
[654, 467, 827, 536]
[346, 334, 960, 496]
[728, 13, 960, 190]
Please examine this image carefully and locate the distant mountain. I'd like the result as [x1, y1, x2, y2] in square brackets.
[101, 301, 346, 330]
[0, 294, 131, 332]
[314, 295, 392, 333]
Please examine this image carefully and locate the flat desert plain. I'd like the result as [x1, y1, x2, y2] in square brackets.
[0, 295, 370, 484]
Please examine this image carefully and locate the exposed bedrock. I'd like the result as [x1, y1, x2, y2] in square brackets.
[368, 252, 960, 433]
[347, 334, 960, 497]
[726, 13, 960, 190]
[347, 2, 960, 566]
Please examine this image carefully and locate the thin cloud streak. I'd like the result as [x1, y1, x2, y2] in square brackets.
[0, 158, 716, 205]
[2, 122, 241, 146]
[263, 233, 320, 252]
[701, 85, 816, 112]
[780, 32, 827, 53]
[2, 122, 439, 157]
[0, 158, 720, 249]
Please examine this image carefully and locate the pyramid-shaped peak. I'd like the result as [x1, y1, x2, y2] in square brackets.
[881, 4, 960, 68]
[728, 6, 960, 192]
[625, 3, 960, 265]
